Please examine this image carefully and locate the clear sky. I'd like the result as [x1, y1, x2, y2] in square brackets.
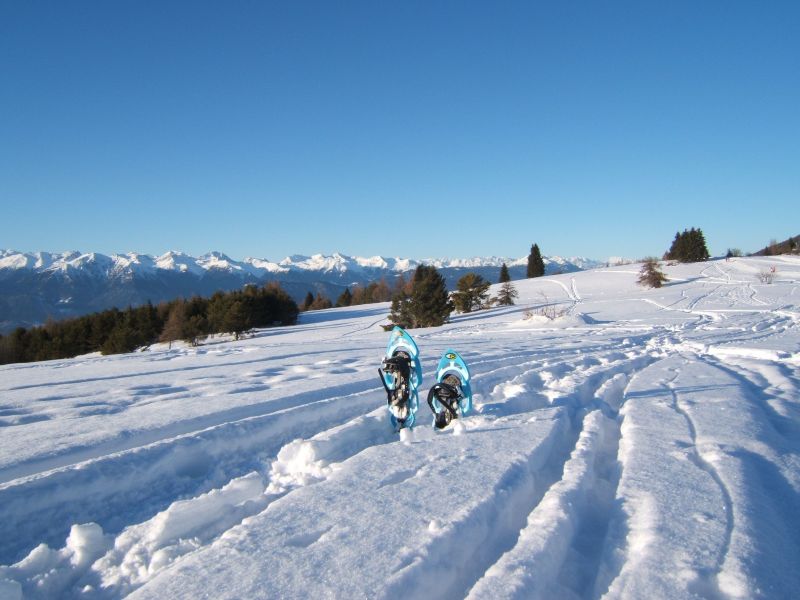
[1, 1, 798, 261]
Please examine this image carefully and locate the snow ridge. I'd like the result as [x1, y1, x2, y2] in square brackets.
[0, 249, 603, 278]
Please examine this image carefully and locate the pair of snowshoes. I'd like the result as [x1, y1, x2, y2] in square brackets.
[378, 327, 472, 431]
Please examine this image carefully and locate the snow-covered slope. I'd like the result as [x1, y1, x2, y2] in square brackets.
[0, 256, 798, 599]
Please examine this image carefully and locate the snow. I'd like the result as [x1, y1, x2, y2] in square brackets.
[153, 251, 205, 275]
[0, 256, 798, 599]
[0, 249, 599, 280]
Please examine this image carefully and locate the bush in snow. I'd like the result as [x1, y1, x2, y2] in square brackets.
[758, 268, 776, 284]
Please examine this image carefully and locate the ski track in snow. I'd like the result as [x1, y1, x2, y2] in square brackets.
[1, 257, 799, 599]
[668, 368, 735, 597]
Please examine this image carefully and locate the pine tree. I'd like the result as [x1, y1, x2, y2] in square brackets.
[495, 281, 519, 306]
[301, 292, 315, 311]
[101, 309, 141, 355]
[666, 228, 710, 263]
[452, 272, 491, 313]
[389, 265, 452, 328]
[498, 263, 511, 283]
[336, 288, 353, 307]
[207, 291, 231, 333]
[527, 244, 545, 278]
[388, 289, 413, 330]
[223, 300, 250, 340]
[693, 228, 710, 262]
[637, 258, 668, 288]
[410, 265, 452, 327]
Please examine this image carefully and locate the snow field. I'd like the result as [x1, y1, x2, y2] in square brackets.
[0, 256, 798, 599]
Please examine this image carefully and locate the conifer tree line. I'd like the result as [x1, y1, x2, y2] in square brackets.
[386, 262, 521, 329]
[0, 283, 299, 365]
[665, 228, 710, 263]
[301, 278, 398, 311]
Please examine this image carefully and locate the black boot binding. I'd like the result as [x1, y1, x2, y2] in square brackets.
[379, 352, 412, 426]
[427, 375, 463, 429]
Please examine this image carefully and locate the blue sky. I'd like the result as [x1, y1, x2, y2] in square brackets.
[1, 2, 798, 261]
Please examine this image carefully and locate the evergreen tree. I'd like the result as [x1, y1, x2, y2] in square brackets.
[0, 281, 298, 365]
[412, 265, 452, 327]
[495, 281, 519, 306]
[207, 291, 231, 333]
[336, 288, 353, 307]
[388, 289, 413, 330]
[527, 244, 545, 278]
[452, 272, 491, 313]
[693, 228, 710, 261]
[301, 292, 315, 311]
[101, 322, 137, 355]
[101, 308, 143, 355]
[637, 258, 668, 288]
[223, 300, 250, 340]
[389, 265, 451, 329]
[183, 315, 207, 346]
[137, 301, 162, 345]
[181, 296, 209, 346]
[666, 228, 710, 262]
[257, 282, 299, 326]
[498, 263, 511, 283]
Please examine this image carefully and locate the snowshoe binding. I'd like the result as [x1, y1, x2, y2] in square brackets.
[379, 327, 422, 430]
[427, 350, 473, 429]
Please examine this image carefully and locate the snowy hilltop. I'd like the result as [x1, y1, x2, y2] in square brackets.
[0, 256, 798, 599]
[0, 249, 602, 333]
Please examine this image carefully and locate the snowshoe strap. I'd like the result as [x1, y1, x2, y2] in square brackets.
[427, 382, 462, 428]
[379, 353, 412, 407]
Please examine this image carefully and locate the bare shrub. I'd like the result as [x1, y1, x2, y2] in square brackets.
[524, 292, 569, 321]
[758, 268, 776, 284]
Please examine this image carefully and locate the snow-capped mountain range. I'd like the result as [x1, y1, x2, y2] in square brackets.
[0, 249, 603, 332]
[0, 249, 601, 278]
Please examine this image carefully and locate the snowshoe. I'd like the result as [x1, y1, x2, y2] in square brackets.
[378, 327, 422, 430]
[427, 350, 472, 429]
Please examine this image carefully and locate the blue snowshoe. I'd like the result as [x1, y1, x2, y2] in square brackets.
[378, 327, 423, 430]
[427, 350, 473, 429]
